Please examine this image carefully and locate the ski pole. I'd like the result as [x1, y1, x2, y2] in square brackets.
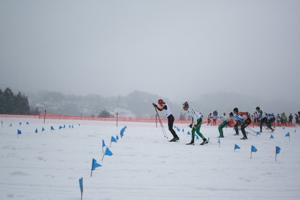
[154, 107, 168, 139]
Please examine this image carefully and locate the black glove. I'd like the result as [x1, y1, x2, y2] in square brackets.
[152, 103, 157, 107]
[189, 124, 193, 128]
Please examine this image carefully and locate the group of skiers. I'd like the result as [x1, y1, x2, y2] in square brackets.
[152, 99, 300, 145]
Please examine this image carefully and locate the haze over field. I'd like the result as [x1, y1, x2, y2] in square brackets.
[1, 0, 300, 105]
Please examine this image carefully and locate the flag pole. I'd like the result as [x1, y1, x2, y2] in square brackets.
[275, 146, 277, 162]
[81, 177, 83, 200]
[102, 148, 106, 161]
[90, 159, 94, 177]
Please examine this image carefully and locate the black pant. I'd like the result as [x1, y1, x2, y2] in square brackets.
[241, 118, 251, 138]
[267, 118, 275, 129]
[168, 115, 179, 139]
[234, 121, 242, 134]
[260, 118, 267, 131]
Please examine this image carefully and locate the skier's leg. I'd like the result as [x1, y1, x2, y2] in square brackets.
[168, 115, 179, 139]
[218, 121, 227, 137]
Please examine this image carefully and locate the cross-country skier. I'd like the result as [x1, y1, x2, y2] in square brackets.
[207, 113, 212, 125]
[152, 99, 179, 142]
[266, 113, 275, 132]
[213, 111, 234, 138]
[233, 108, 251, 140]
[212, 111, 217, 125]
[256, 107, 267, 133]
[183, 102, 208, 145]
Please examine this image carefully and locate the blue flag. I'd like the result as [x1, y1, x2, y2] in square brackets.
[116, 135, 119, 140]
[19, 122, 22, 125]
[26, 122, 29, 125]
[285, 132, 290, 137]
[295, 129, 297, 133]
[234, 144, 240, 150]
[72, 125, 74, 128]
[35, 129, 38, 133]
[256, 132, 261, 136]
[102, 139, 106, 147]
[276, 146, 281, 154]
[105, 147, 113, 156]
[111, 136, 117, 143]
[18, 130, 22, 135]
[79, 177, 83, 193]
[10, 124, 12, 127]
[92, 159, 102, 171]
[218, 139, 220, 143]
[42, 127, 45, 132]
[182, 129, 184, 132]
[59, 126, 62, 130]
[51, 126, 55, 131]
[252, 145, 258, 152]
[187, 131, 191, 135]
[63, 125, 65, 128]
[283, 127, 285, 129]
[196, 135, 199, 140]
[270, 135, 274, 139]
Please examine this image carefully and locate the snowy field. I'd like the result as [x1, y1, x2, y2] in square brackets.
[0, 117, 300, 200]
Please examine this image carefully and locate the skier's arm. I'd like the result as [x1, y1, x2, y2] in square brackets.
[156, 104, 166, 111]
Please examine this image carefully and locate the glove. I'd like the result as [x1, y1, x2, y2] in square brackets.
[189, 124, 193, 128]
[152, 103, 157, 107]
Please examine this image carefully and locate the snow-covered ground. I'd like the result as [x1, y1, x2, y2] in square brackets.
[0, 117, 299, 200]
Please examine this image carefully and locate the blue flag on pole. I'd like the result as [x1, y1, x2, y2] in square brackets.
[10, 124, 12, 127]
[111, 136, 117, 143]
[35, 129, 38, 133]
[196, 135, 199, 140]
[283, 127, 285, 129]
[92, 158, 102, 170]
[270, 134, 274, 139]
[218, 139, 220, 143]
[187, 131, 191, 135]
[51, 126, 55, 131]
[234, 144, 240, 150]
[182, 129, 184, 132]
[59, 126, 62, 130]
[116, 135, 119, 140]
[105, 147, 113, 156]
[251, 145, 258, 152]
[42, 127, 45, 132]
[26, 122, 29, 125]
[294, 129, 297, 133]
[79, 177, 83, 193]
[256, 132, 261, 136]
[285, 132, 290, 137]
[18, 130, 22, 135]
[19, 122, 22, 125]
[276, 146, 281, 154]
[102, 139, 106, 147]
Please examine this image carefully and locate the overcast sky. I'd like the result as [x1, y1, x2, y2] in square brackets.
[0, 0, 299, 102]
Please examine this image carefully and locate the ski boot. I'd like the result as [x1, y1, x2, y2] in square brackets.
[200, 138, 208, 145]
[186, 141, 194, 145]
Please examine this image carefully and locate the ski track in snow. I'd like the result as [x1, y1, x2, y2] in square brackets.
[0, 117, 300, 200]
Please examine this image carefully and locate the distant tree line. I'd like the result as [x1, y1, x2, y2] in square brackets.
[0, 88, 38, 115]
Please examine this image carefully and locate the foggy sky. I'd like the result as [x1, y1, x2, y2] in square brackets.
[1, 0, 300, 102]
